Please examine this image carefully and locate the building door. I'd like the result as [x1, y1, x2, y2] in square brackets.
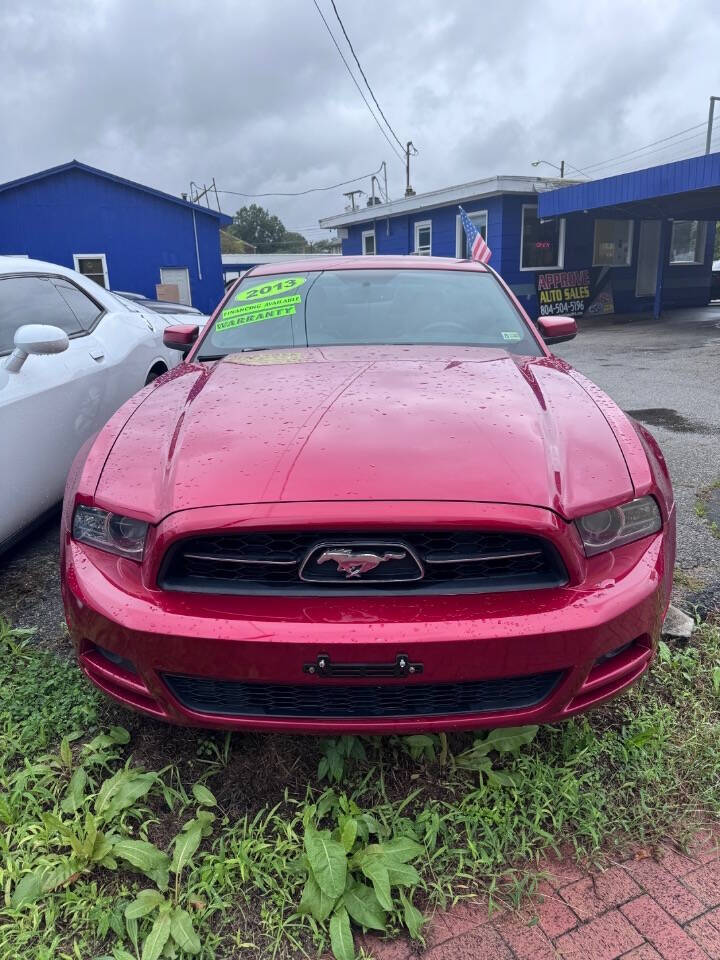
[160, 268, 191, 305]
[635, 221, 661, 297]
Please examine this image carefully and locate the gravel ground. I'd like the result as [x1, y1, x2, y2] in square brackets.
[2, 305, 719, 643]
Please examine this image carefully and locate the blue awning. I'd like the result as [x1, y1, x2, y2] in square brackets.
[538, 151, 720, 221]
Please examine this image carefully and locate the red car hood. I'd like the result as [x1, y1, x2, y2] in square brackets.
[95, 346, 634, 521]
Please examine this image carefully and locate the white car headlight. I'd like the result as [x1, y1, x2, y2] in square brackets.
[575, 496, 662, 557]
[72, 505, 148, 560]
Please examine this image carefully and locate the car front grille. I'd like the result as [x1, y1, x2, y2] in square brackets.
[158, 530, 567, 595]
[162, 670, 562, 718]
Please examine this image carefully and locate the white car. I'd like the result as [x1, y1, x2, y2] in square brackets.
[0, 256, 185, 552]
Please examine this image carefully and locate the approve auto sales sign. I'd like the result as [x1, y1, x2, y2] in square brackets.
[535, 268, 614, 318]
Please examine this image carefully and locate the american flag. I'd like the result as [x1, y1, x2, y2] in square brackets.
[458, 206, 492, 263]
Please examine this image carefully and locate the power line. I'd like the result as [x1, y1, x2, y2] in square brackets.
[583, 129, 712, 178]
[311, 0, 405, 164]
[578, 121, 707, 174]
[614, 130, 720, 171]
[327, 0, 405, 152]
[215, 164, 383, 198]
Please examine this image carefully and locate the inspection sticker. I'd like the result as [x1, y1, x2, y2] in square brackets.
[216, 303, 296, 332]
[501, 331, 523, 341]
[224, 350, 310, 366]
[236, 276, 306, 303]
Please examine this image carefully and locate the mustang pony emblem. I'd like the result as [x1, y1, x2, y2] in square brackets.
[316, 548, 407, 579]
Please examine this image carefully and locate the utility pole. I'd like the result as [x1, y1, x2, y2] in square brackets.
[706, 96, 720, 154]
[405, 141, 416, 197]
[560, 160, 565, 178]
[382, 160, 388, 205]
[343, 189, 363, 210]
[190, 180, 220, 207]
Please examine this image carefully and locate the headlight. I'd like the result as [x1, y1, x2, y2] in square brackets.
[72, 505, 148, 560]
[575, 496, 662, 556]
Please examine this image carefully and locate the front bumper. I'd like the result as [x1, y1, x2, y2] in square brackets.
[62, 501, 674, 734]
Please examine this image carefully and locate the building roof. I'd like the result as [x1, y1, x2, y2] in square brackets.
[0, 160, 233, 224]
[222, 252, 343, 268]
[246, 255, 489, 276]
[538, 151, 720, 220]
[318, 175, 575, 229]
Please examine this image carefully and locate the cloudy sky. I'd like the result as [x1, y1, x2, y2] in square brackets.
[2, 0, 719, 243]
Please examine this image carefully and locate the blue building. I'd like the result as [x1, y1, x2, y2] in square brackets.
[0, 160, 231, 313]
[319, 157, 719, 320]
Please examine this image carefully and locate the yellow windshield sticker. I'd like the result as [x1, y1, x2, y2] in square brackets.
[501, 331, 522, 341]
[236, 276, 306, 303]
[224, 350, 310, 366]
[221, 295, 301, 322]
[216, 302, 297, 332]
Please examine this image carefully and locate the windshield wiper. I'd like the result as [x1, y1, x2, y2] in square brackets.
[198, 346, 293, 361]
[238, 346, 293, 353]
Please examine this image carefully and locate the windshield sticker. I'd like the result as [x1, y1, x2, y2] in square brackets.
[216, 302, 297, 332]
[224, 350, 310, 366]
[220, 295, 301, 322]
[501, 331, 523, 341]
[235, 277, 306, 303]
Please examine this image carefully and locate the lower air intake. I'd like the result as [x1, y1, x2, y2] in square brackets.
[162, 671, 562, 718]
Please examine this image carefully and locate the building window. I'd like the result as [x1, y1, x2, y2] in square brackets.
[414, 220, 432, 255]
[593, 220, 633, 266]
[159, 267, 192, 305]
[456, 210, 488, 258]
[669, 221, 707, 264]
[362, 230, 376, 255]
[73, 254, 109, 288]
[520, 205, 564, 270]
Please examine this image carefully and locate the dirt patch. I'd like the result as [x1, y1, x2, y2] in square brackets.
[0, 515, 64, 643]
[625, 408, 719, 435]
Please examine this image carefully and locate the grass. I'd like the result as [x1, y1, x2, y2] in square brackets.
[673, 568, 706, 592]
[696, 478, 720, 538]
[1, 617, 719, 960]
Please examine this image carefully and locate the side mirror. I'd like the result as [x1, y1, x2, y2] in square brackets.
[537, 316, 577, 345]
[163, 324, 199, 353]
[4, 324, 70, 373]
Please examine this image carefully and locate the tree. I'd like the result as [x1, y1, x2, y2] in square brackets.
[220, 230, 255, 254]
[308, 238, 336, 253]
[275, 231, 310, 253]
[227, 204, 290, 252]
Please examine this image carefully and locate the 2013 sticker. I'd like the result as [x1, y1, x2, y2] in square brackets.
[501, 331, 523, 341]
[235, 277, 306, 303]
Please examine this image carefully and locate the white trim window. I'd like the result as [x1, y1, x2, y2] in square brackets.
[455, 210, 488, 258]
[593, 220, 634, 266]
[520, 205, 565, 271]
[414, 220, 432, 256]
[361, 229, 376, 255]
[73, 253, 109, 288]
[669, 221, 707, 265]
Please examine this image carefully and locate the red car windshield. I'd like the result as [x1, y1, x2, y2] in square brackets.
[197, 269, 541, 358]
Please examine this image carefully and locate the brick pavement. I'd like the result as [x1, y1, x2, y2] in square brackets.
[360, 828, 720, 959]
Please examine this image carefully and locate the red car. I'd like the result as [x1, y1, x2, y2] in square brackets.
[61, 257, 675, 733]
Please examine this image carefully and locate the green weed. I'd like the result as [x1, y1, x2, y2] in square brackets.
[0, 621, 719, 958]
